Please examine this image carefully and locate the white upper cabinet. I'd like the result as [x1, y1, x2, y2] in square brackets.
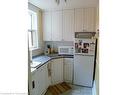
[75, 8, 96, 32]
[43, 11, 52, 41]
[63, 9, 74, 41]
[52, 11, 63, 41]
[42, 8, 96, 41]
[83, 8, 96, 32]
[75, 8, 84, 32]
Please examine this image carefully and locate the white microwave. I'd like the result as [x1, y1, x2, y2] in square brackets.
[58, 46, 74, 55]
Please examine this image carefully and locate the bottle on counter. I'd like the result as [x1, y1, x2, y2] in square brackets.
[51, 48, 55, 54]
[47, 45, 51, 54]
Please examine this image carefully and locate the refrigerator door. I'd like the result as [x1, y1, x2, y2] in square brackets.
[74, 54, 95, 87]
[74, 39, 96, 55]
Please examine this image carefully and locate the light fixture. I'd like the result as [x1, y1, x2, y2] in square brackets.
[55, 0, 67, 5]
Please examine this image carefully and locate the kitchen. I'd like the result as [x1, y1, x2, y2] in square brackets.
[28, 0, 99, 95]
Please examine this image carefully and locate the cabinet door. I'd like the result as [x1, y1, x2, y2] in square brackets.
[37, 64, 49, 95]
[74, 55, 94, 87]
[75, 8, 96, 32]
[45, 62, 51, 89]
[52, 11, 62, 41]
[31, 64, 49, 95]
[64, 58, 73, 83]
[43, 11, 52, 41]
[31, 70, 39, 95]
[51, 58, 63, 85]
[75, 8, 84, 32]
[63, 9, 74, 41]
[83, 8, 96, 32]
[37, 66, 46, 95]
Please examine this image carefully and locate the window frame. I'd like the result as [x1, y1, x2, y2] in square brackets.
[28, 10, 38, 50]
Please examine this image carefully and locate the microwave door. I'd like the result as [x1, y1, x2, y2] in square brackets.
[59, 48, 69, 55]
[58, 46, 74, 55]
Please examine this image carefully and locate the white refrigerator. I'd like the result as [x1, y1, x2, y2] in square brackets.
[74, 37, 96, 87]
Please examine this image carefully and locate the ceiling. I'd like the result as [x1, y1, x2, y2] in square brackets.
[28, 0, 99, 10]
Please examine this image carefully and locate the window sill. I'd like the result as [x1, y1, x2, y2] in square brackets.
[30, 47, 40, 51]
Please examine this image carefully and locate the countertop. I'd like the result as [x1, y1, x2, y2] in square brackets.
[31, 54, 74, 73]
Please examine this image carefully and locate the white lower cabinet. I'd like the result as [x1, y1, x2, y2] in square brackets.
[31, 70, 39, 95]
[63, 58, 74, 83]
[31, 63, 49, 95]
[31, 57, 74, 95]
[45, 61, 52, 88]
[51, 58, 74, 85]
[51, 58, 64, 85]
[37, 66, 46, 95]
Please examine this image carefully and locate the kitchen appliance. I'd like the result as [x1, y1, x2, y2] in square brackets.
[74, 32, 96, 87]
[58, 46, 74, 55]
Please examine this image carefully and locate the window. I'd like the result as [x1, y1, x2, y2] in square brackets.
[28, 10, 38, 49]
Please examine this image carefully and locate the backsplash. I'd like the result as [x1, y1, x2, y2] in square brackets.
[44, 41, 74, 53]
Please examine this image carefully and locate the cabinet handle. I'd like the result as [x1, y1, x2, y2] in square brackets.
[32, 81, 35, 89]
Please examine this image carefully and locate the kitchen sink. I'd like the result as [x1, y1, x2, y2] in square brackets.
[31, 61, 41, 68]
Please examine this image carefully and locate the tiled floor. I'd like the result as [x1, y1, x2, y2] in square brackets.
[46, 84, 92, 95]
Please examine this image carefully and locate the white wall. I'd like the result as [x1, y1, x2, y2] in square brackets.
[96, 7, 99, 32]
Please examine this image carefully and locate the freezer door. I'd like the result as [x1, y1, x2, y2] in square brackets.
[74, 54, 95, 87]
[74, 39, 96, 55]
